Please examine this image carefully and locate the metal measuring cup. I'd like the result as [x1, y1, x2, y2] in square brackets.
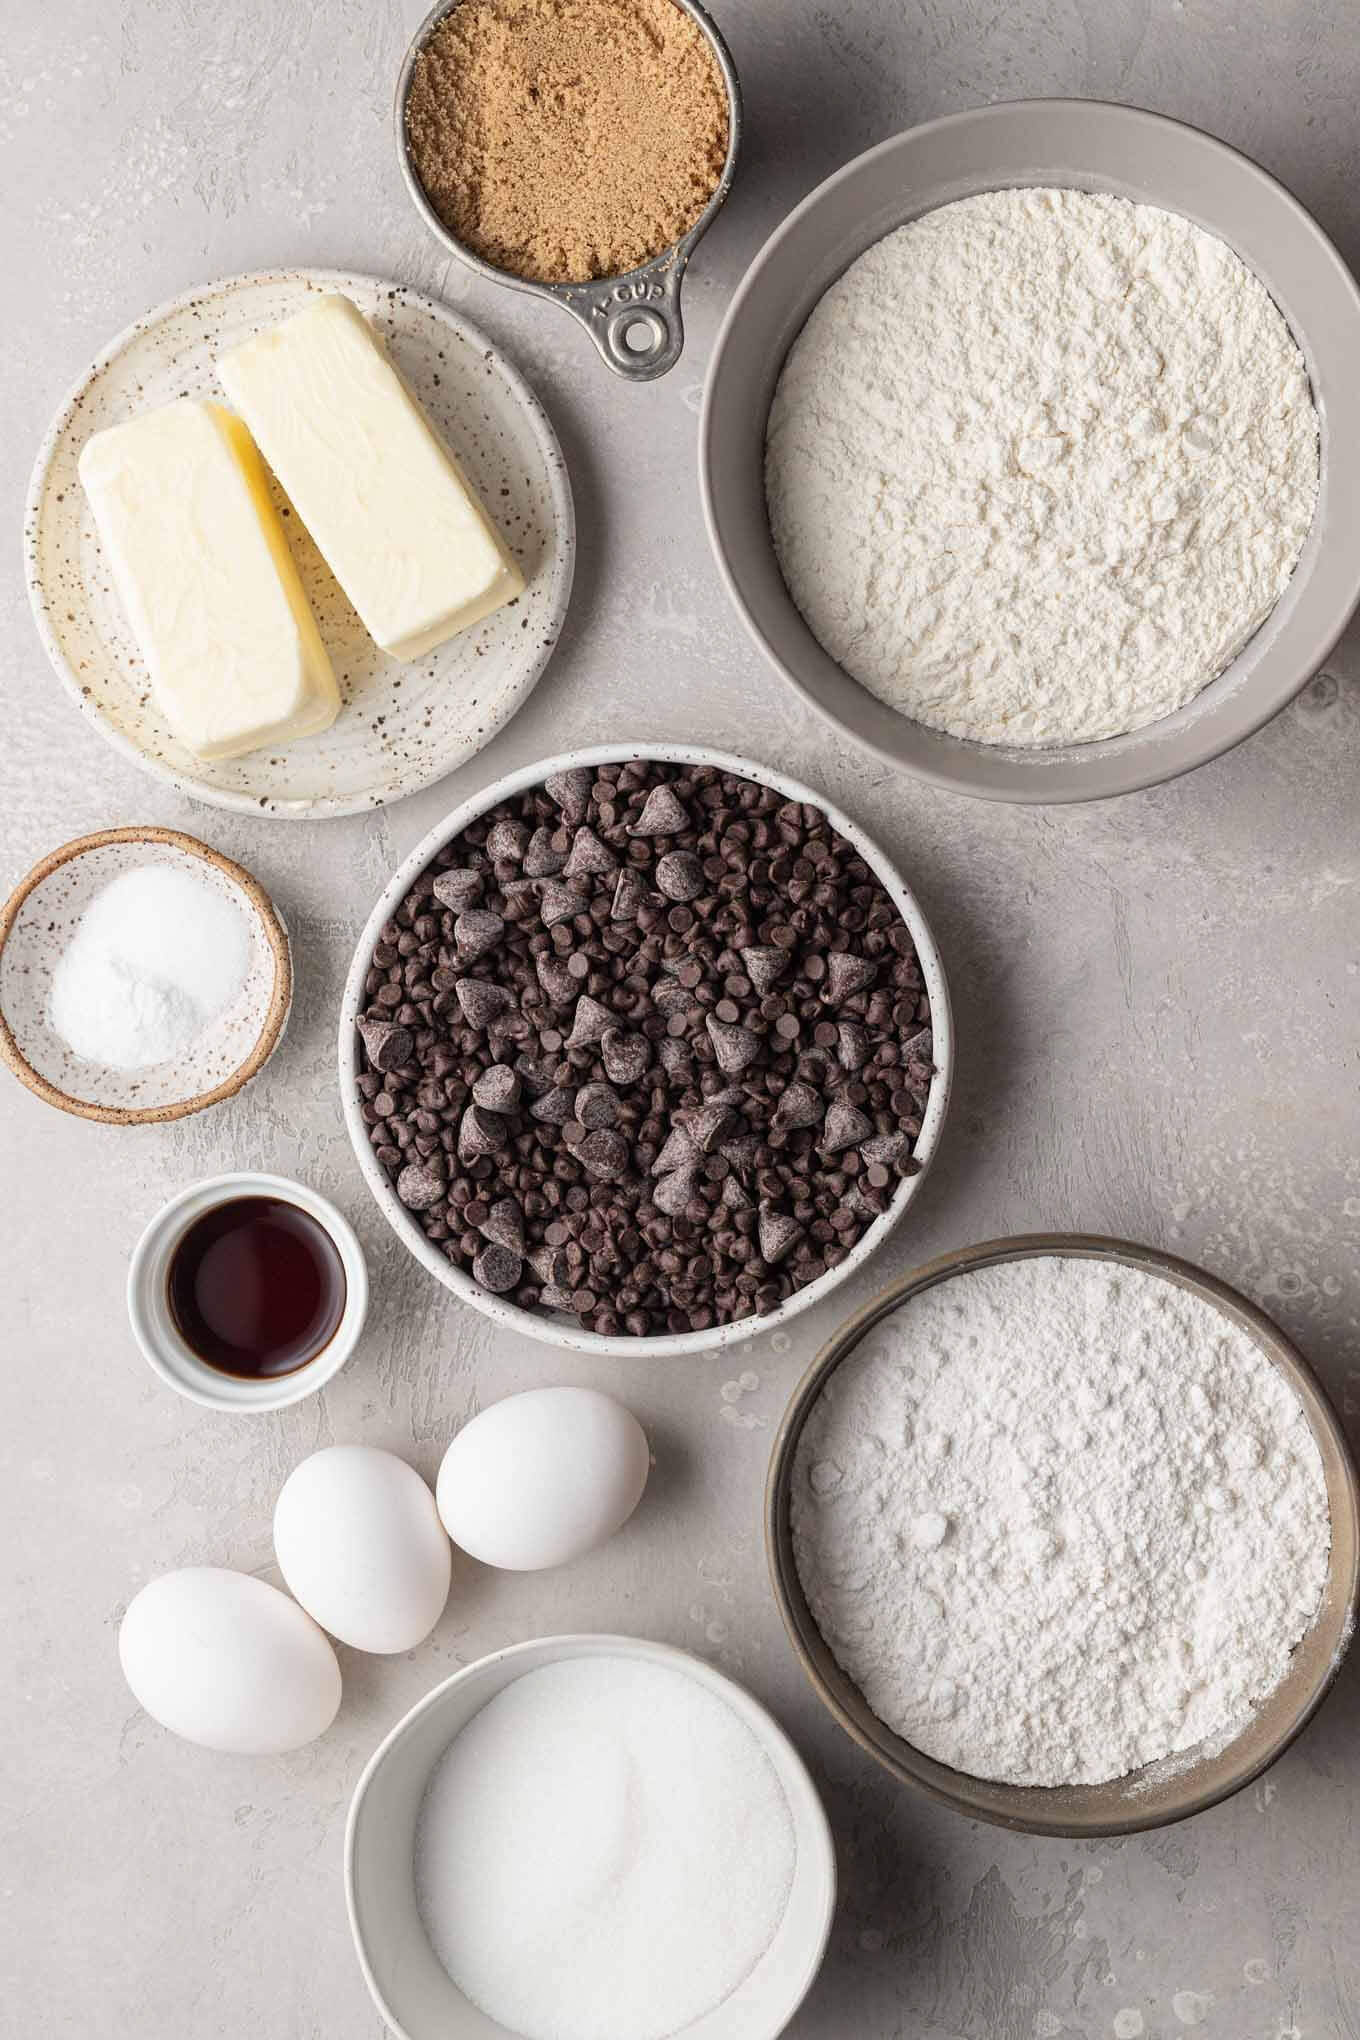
[395, 0, 741, 382]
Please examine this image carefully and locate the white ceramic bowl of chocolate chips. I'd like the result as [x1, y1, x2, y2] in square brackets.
[340, 744, 952, 1356]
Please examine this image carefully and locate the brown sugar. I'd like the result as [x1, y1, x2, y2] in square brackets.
[404, 0, 730, 286]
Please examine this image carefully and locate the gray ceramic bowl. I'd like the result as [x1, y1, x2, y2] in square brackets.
[701, 100, 1360, 803]
[766, 1235, 1360, 1837]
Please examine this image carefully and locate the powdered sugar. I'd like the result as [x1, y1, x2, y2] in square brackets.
[791, 1256, 1331, 1787]
[766, 187, 1319, 747]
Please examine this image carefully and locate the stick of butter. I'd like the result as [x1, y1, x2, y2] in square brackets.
[78, 399, 340, 762]
[218, 296, 526, 662]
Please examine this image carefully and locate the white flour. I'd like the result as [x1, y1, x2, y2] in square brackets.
[766, 188, 1319, 747]
[790, 1257, 1330, 1786]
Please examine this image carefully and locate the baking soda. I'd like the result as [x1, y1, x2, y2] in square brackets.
[414, 1655, 796, 2040]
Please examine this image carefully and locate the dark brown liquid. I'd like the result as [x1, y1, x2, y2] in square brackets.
[168, 1197, 346, 1379]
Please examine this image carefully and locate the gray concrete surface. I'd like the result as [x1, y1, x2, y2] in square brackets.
[4, 2, 1360, 2034]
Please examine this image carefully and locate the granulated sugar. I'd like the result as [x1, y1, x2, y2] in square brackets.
[766, 188, 1319, 747]
[414, 1656, 796, 2040]
[791, 1256, 1331, 1786]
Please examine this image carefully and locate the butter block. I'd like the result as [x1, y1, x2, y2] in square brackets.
[217, 296, 525, 662]
[78, 399, 340, 761]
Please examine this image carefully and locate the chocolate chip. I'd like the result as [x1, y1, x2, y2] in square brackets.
[772, 1080, 824, 1131]
[455, 908, 505, 962]
[473, 1243, 522, 1292]
[629, 784, 690, 836]
[397, 1162, 445, 1210]
[575, 1081, 620, 1129]
[536, 880, 584, 928]
[357, 1016, 413, 1073]
[432, 868, 482, 910]
[567, 994, 612, 1048]
[456, 979, 513, 1030]
[535, 953, 577, 1006]
[524, 826, 566, 877]
[576, 1130, 630, 1179]
[741, 946, 788, 993]
[861, 1129, 909, 1166]
[837, 1021, 871, 1070]
[530, 1088, 575, 1126]
[611, 868, 645, 922]
[601, 1028, 651, 1085]
[821, 1099, 872, 1153]
[826, 953, 877, 1002]
[653, 1163, 700, 1215]
[480, 1197, 526, 1254]
[721, 1175, 752, 1212]
[652, 1125, 698, 1174]
[563, 826, 618, 878]
[656, 850, 704, 902]
[706, 1015, 761, 1074]
[472, 1063, 521, 1112]
[689, 1100, 737, 1151]
[544, 768, 593, 821]
[758, 1208, 803, 1266]
[486, 818, 529, 861]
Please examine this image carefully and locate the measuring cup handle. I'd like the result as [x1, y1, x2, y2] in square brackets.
[564, 259, 688, 382]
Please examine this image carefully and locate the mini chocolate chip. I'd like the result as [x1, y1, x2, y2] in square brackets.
[706, 1015, 761, 1074]
[757, 1208, 803, 1266]
[455, 908, 505, 961]
[397, 1162, 445, 1211]
[357, 1016, 414, 1072]
[431, 868, 482, 910]
[544, 768, 593, 821]
[826, 952, 877, 1002]
[772, 1080, 824, 1131]
[474, 1243, 523, 1292]
[629, 784, 690, 835]
[820, 1099, 872, 1153]
[472, 1063, 522, 1112]
[563, 826, 618, 878]
[601, 1028, 651, 1085]
[656, 850, 704, 901]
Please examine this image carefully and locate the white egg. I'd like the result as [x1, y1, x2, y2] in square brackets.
[273, 1446, 451, 1654]
[119, 1567, 341, 1755]
[437, 1386, 649, 1571]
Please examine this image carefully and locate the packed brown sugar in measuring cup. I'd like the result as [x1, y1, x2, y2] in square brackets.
[404, 0, 729, 285]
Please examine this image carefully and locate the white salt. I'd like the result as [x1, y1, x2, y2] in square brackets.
[414, 1656, 797, 2040]
[49, 863, 251, 1071]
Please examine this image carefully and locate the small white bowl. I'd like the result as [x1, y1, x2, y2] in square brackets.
[345, 1634, 837, 2040]
[0, 826, 291, 1124]
[340, 742, 953, 1358]
[126, 1171, 369, 1412]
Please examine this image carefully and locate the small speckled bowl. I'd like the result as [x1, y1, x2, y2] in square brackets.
[767, 1235, 1360, 1837]
[0, 826, 291, 1124]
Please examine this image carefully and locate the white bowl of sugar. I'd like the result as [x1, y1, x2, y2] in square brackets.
[346, 1633, 836, 2040]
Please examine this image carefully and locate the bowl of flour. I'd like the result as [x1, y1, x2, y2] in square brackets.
[701, 101, 1360, 803]
[767, 1235, 1359, 1836]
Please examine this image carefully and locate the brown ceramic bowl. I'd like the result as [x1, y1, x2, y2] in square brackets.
[766, 1233, 1360, 1837]
[0, 826, 292, 1125]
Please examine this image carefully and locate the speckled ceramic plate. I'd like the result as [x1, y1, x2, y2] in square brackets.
[0, 826, 292, 1124]
[24, 270, 575, 819]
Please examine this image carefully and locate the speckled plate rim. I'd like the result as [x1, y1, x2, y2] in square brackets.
[22, 267, 576, 820]
[338, 741, 953, 1358]
[766, 1233, 1360, 1837]
[700, 99, 1360, 803]
[0, 825, 292, 1125]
